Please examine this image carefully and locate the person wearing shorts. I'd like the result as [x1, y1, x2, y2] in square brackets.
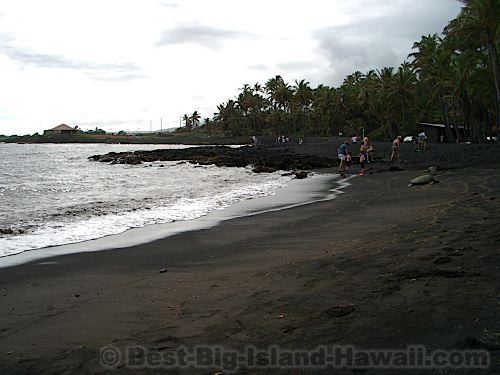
[338, 140, 349, 175]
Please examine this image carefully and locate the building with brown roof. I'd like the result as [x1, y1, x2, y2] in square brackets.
[44, 124, 77, 135]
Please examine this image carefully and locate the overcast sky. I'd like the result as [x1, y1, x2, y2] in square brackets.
[0, 0, 461, 135]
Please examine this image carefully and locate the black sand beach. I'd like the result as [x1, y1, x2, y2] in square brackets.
[0, 141, 499, 374]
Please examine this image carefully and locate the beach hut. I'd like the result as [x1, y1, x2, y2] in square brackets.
[416, 122, 470, 143]
[44, 124, 77, 135]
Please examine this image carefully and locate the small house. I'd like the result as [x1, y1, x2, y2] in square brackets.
[416, 123, 469, 143]
[44, 124, 77, 135]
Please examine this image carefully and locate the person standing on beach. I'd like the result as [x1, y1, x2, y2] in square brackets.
[421, 132, 428, 151]
[390, 136, 402, 162]
[363, 137, 374, 162]
[338, 140, 350, 176]
[359, 144, 368, 176]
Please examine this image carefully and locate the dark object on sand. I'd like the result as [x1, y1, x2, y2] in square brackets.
[294, 171, 308, 179]
[408, 174, 437, 186]
[159, 268, 168, 273]
[387, 165, 404, 172]
[433, 256, 453, 264]
[455, 335, 500, 350]
[324, 304, 355, 318]
[398, 268, 466, 280]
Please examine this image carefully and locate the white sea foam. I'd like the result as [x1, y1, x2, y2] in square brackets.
[0, 143, 291, 257]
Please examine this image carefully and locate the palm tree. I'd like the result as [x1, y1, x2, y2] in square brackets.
[236, 85, 253, 135]
[191, 111, 201, 128]
[253, 82, 262, 94]
[411, 35, 457, 142]
[374, 67, 397, 138]
[360, 70, 378, 134]
[265, 75, 283, 110]
[446, 0, 500, 138]
[202, 117, 214, 135]
[182, 114, 191, 131]
[311, 84, 337, 136]
[292, 79, 313, 110]
[410, 34, 443, 77]
[214, 100, 238, 137]
[393, 63, 416, 133]
[291, 79, 313, 134]
[204, 2, 496, 141]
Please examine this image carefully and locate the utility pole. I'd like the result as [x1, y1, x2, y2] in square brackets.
[160, 117, 163, 133]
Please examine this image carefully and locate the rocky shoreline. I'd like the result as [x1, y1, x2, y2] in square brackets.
[88, 145, 335, 174]
[88, 139, 500, 176]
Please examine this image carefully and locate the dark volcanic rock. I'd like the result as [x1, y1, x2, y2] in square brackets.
[98, 156, 115, 163]
[124, 155, 142, 165]
[89, 145, 335, 173]
[252, 166, 278, 173]
[433, 256, 453, 264]
[398, 268, 466, 280]
[294, 171, 308, 179]
[324, 304, 355, 318]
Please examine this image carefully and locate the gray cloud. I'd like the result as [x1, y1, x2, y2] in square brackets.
[276, 61, 318, 72]
[156, 24, 256, 49]
[0, 33, 143, 81]
[313, 0, 460, 85]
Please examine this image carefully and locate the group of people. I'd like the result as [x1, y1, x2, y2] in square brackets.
[339, 134, 404, 174]
[275, 135, 305, 145]
[338, 137, 375, 177]
[338, 134, 409, 177]
[390, 132, 428, 162]
[276, 135, 290, 144]
[415, 132, 428, 151]
[250, 135, 259, 146]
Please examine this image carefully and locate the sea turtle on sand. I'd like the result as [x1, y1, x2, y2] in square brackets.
[408, 174, 437, 186]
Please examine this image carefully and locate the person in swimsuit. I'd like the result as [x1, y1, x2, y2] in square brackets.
[363, 137, 374, 162]
[359, 145, 368, 176]
[390, 136, 402, 162]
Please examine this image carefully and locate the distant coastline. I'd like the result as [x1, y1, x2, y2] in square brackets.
[0, 133, 250, 145]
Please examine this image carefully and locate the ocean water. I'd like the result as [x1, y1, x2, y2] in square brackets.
[0, 143, 292, 257]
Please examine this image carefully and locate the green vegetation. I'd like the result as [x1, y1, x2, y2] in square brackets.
[181, 111, 202, 132]
[186, 0, 498, 142]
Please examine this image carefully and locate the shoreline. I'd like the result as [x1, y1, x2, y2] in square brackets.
[0, 171, 349, 268]
[0, 160, 499, 373]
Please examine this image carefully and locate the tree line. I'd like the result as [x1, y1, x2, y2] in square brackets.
[181, 0, 498, 142]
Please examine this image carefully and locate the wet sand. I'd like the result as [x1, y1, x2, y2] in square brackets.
[0, 153, 499, 374]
